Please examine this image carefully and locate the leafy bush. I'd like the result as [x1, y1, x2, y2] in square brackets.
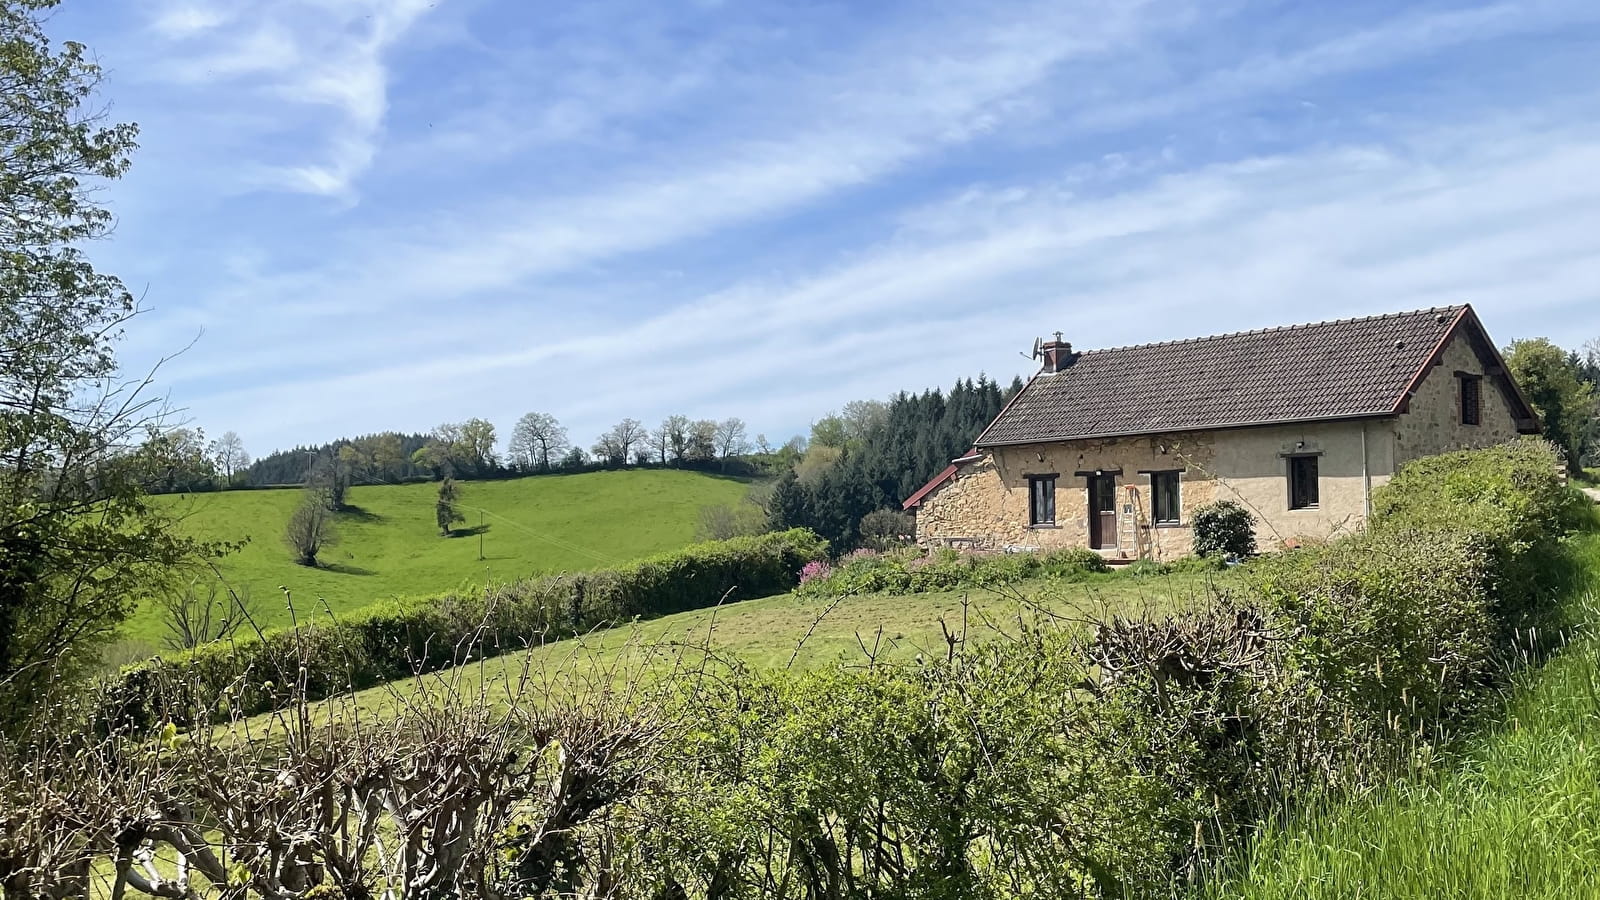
[1373, 438, 1596, 630]
[1192, 500, 1258, 558]
[99, 528, 828, 731]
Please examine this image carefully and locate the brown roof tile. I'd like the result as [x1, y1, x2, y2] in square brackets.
[976, 306, 1472, 447]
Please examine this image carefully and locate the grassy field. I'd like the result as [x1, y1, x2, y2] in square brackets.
[277, 565, 1233, 723]
[1205, 532, 1600, 899]
[125, 470, 753, 650]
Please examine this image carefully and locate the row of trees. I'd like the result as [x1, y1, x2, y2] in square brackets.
[589, 415, 756, 466]
[202, 412, 776, 493]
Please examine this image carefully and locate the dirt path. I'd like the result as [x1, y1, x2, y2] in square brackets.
[1584, 487, 1600, 505]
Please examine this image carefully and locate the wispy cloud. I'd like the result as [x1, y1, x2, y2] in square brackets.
[142, 0, 436, 197]
[185, 110, 1600, 450]
[60, 0, 1600, 455]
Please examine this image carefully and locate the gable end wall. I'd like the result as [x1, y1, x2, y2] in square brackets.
[1393, 331, 1521, 464]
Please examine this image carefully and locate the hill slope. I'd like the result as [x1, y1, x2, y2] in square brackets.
[126, 469, 753, 648]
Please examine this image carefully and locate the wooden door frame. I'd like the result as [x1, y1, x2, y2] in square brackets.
[1086, 474, 1119, 550]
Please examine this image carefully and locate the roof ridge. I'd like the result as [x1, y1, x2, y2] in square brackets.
[1076, 305, 1466, 357]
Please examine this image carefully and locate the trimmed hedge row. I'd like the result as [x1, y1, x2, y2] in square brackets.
[99, 528, 828, 730]
[794, 545, 1114, 598]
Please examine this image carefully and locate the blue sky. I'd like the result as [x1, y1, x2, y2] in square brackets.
[50, 0, 1600, 457]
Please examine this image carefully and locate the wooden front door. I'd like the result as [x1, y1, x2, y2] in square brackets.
[1088, 475, 1118, 550]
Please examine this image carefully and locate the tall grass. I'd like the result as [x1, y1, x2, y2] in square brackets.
[1203, 532, 1600, 899]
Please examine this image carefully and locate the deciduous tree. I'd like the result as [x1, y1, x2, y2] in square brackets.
[138, 426, 219, 493]
[284, 489, 337, 566]
[593, 418, 646, 466]
[688, 419, 718, 461]
[368, 432, 408, 480]
[458, 417, 499, 474]
[660, 414, 691, 463]
[208, 430, 250, 486]
[1507, 338, 1596, 473]
[714, 417, 751, 460]
[0, 0, 224, 721]
[509, 412, 570, 472]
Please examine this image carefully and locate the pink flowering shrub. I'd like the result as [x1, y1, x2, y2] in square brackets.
[799, 560, 834, 584]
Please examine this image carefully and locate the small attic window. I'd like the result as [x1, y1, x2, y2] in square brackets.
[1460, 374, 1482, 426]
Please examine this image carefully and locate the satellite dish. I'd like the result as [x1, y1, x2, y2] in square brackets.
[1030, 336, 1043, 359]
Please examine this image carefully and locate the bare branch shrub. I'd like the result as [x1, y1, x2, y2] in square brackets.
[157, 579, 259, 651]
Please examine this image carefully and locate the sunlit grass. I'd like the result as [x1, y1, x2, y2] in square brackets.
[117, 469, 752, 648]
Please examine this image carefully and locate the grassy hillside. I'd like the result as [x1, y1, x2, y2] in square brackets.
[1205, 532, 1600, 899]
[281, 566, 1231, 723]
[124, 470, 753, 649]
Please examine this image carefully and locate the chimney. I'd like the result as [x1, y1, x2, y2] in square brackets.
[1041, 331, 1074, 373]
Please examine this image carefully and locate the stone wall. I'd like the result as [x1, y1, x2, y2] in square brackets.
[1394, 332, 1521, 464]
[913, 433, 1220, 560]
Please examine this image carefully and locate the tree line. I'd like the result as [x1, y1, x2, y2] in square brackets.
[148, 412, 786, 495]
[767, 376, 1022, 549]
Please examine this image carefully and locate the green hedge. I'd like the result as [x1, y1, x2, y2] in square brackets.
[1241, 439, 1589, 788]
[99, 528, 828, 731]
[795, 545, 1112, 598]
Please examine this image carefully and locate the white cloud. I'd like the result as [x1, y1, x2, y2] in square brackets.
[150, 3, 229, 38]
[143, 0, 436, 197]
[179, 110, 1600, 452]
[89, 0, 1600, 456]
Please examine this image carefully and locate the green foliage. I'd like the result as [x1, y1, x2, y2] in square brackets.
[857, 507, 914, 549]
[435, 476, 464, 535]
[773, 377, 1015, 548]
[1372, 438, 1594, 628]
[100, 529, 828, 730]
[796, 545, 1109, 599]
[283, 489, 337, 566]
[1191, 500, 1257, 558]
[1205, 535, 1600, 899]
[1505, 338, 1597, 473]
[646, 633, 1207, 898]
[0, 0, 226, 726]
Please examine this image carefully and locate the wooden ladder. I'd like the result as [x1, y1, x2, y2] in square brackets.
[1120, 485, 1152, 562]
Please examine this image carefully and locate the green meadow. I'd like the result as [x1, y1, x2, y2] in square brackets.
[123, 469, 752, 651]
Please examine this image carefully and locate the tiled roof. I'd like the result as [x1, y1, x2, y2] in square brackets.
[976, 306, 1478, 447]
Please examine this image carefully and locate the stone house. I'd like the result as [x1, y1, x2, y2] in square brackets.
[903, 305, 1539, 560]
